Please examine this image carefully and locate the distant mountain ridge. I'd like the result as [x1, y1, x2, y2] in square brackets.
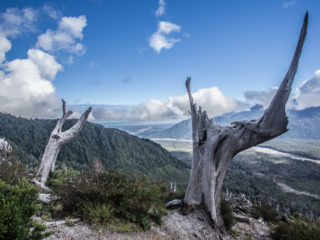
[0, 112, 189, 184]
[142, 106, 320, 140]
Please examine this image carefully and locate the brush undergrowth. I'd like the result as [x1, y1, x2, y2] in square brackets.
[272, 212, 320, 240]
[49, 169, 169, 231]
[0, 153, 49, 240]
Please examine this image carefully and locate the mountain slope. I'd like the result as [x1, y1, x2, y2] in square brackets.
[0, 113, 189, 184]
[143, 106, 320, 140]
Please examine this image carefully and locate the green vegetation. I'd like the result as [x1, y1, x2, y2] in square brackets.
[48, 169, 170, 231]
[221, 199, 235, 231]
[251, 204, 279, 223]
[0, 112, 190, 189]
[224, 153, 320, 220]
[0, 178, 48, 240]
[261, 138, 320, 160]
[272, 213, 320, 240]
[0, 154, 49, 240]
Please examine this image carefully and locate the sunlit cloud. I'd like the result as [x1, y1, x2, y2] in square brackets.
[92, 86, 247, 121]
[36, 15, 87, 55]
[149, 21, 181, 53]
[155, 0, 166, 17]
[293, 70, 320, 109]
[0, 6, 87, 118]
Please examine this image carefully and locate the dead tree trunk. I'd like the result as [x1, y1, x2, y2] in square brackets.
[0, 138, 12, 162]
[34, 100, 91, 190]
[183, 12, 308, 237]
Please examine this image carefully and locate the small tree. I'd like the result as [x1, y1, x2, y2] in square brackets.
[33, 100, 91, 190]
[183, 12, 308, 238]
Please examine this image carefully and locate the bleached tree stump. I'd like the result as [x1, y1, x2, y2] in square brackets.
[0, 138, 12, 162]
[183, 12, 308, 238]
[33, 100, 91, 191]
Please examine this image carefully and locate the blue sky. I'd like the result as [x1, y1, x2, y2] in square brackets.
[0, 0, 320, 121]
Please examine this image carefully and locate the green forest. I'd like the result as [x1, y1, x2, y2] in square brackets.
[0, 113, 190, 187]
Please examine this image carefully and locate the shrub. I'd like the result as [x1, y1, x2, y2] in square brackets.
[0, 151, 28, 185]
[272, 213, 320, 240]
[221, 199, 235, 231]
[54, 170, 167, 230]
[251, 204, 279, 223]
[0, 179, 48, 240]
[81, 202, 114, 226]
[48, 168, 80, 190]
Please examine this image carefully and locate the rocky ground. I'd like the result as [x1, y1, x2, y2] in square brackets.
[41, 195, 272, 240]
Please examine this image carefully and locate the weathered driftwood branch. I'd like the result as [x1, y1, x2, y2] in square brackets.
[183, 12, 308, 238]
[34, 100, 91, 190]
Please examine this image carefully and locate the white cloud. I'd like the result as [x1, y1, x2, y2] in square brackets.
[149, 21, 181, 53]
[36, 15, 87, 54]
[293, 70, 320, 109]
[283, 0, 297, 8]
[43, 4, 59, 20]
[27, 49, 62, 80]
[70, 111, 95, 121]
[0, 7, 37, 64]
[0, 7, 87, 119]
[59, 15, 86, 38]
[158, 21, 180, 34]
[0, 8, 37, 37]
[155, 0, 166, 17]
[244, 87, 278, 108]
[0, 49, 61, 118]
[0, 36, 11, 64]
[92, 86, 246, 121]
[244, 70, 320, 110]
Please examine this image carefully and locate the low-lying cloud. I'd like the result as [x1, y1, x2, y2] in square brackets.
[244, 70, 320, 111]
[92, 86, 247, 121]
[244, 87, 278, 108]
[293, 70, 320, 109]
[92, 69, 320, 122]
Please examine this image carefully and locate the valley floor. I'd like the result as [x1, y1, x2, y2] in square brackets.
[152, 138, 320, 220]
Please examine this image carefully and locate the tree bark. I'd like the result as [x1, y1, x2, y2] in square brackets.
[34, 100, 91, 190]
[183, 12, 308, 238]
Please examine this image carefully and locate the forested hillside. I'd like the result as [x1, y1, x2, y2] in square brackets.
[0, 113, 189, 185]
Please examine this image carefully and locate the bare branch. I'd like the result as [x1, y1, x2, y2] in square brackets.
[61, 107, 92, 142]
[62, 99, 67, 116]
[258, 12, 308, 133]
[34, 100, 92, 188]
[56, 99, 73, 133]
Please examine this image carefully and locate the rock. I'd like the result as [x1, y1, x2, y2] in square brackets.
[281, 214, 289, 222]
[162, 209, 235, 240]
[233, 213, 250, 223]
[44, 218, 81, 227]
[231, 194, 252, 214]
[38, 193, 60, 204]
[165, 199, 182, 209]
